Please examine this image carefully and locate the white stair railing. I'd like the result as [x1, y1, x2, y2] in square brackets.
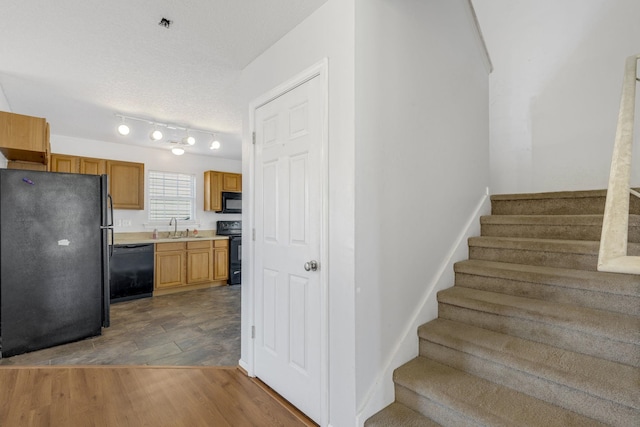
[598, 54, 640, 275]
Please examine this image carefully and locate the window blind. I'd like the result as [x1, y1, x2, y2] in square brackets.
[148, 171, 195, 222]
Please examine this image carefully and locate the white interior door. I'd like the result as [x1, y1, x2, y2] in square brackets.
[253, 74, 324, 423]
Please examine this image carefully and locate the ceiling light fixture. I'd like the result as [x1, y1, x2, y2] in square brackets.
[117, 117, 130, 136]
[150, 127, 163, 141]
[209, 134, 221, 150]
[114, 113, 219, 152]
[171, 146, 185, 155]
[183, 130, 196, 146]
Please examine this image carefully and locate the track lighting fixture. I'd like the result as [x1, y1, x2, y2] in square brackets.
[150, 128, 163, 141]
[117, 117, 130, 135]
[114, 113, 221, 155]
[209, 134, 221, 150]
[183, 130, 195, 146]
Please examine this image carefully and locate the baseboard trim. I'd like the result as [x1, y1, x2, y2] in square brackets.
[355, 190, 491, 426]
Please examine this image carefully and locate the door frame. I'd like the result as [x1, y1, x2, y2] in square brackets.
[247, 58, 329, 425]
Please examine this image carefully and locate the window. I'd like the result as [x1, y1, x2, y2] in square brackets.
[148, 171, 196, 223]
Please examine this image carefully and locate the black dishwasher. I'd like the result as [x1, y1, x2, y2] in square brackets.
[110, 244, 154, 303]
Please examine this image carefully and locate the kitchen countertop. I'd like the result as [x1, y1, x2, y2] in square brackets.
[114, 231, 229, 245]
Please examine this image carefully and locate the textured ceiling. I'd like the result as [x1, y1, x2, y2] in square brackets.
[0, 0, 328, 159]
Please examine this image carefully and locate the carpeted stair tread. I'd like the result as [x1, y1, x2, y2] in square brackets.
[437, 287, 639, 345]
[480, 214, 640, 242]
[394, 357, 606, 427]
[490, 189, 640, 215]
[468, 236, 640, 270]
[419, 318, 639, 412]
[454, 259, 639, 315]
[365, 402, 441, 427]
[438, 287, 639, 366]
[470, 236, 600, 253]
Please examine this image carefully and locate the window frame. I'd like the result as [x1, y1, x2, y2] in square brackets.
[147, 170, 197, 226]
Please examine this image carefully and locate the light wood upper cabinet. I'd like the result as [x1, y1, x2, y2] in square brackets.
[204, 170, 241, 211]
[107, 160, 144, 210]
[50, 154, 78, 173]
[0, 111, 50, 164]
[6, 160, 48, 171]
[50, 154, 143, 210]
[222, 173, 242, 192]
[80, 157, 106, 175]
[51, 154, 105, 175]
[204, 171, 223, 211]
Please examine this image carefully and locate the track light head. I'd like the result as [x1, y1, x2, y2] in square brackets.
[150, 129, 163, 141]
[117, 124, 130, 136]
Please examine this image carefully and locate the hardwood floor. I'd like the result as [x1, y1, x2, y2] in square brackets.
[0, 286, 317, 426]
[0, 286, 240, 366]
[0, 366, 316, 426]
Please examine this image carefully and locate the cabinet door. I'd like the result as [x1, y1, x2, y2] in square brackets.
[155, 251, 185, 289]
[107, 160, 144, 210]
[204, 171, 222, 211]
[50, 154, 79, 173]
[80, 157, 106, 175]
[187, 249, 214, 284]
[213, 247, 229, 281]
[7, 160, 48, 171]
[222, 173, 242, 192]
[0, 111, 49, 163]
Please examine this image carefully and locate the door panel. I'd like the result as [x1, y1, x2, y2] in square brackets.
[254, 75, 323, 423]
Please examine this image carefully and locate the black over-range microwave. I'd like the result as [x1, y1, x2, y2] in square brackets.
[221, 192, 242, 213]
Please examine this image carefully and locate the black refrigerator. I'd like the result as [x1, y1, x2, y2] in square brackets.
[0, 169, 112, 358]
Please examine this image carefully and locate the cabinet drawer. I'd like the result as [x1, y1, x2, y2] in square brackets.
[213, 239, 229, 248]
[156, 242, 186, 252]
[187, 240, 212, 250]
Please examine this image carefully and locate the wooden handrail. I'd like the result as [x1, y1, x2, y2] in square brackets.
[597, 54, 640, 274]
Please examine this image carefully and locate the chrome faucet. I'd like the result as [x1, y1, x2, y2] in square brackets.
[169, 217, 178, 237]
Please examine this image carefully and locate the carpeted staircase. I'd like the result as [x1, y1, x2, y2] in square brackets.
[366, 189, 640, 426]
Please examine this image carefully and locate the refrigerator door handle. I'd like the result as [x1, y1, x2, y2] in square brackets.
[108, 193, 114, 258]
[108, 194, 114, 227]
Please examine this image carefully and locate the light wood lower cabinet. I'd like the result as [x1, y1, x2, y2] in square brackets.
[155, 242, 186, 289]
[187, 241, 214, 284]
[155, 239, 228, 293]
[213, 239, 229, 281]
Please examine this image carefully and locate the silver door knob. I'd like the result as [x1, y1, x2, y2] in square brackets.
[304, 260, 319, 271]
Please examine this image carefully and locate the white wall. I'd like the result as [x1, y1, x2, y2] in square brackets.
[239, 1, 356, 425]
[473, 0, 640, 194]
[354, 0, 490, 422]
[52, 135, 241, 233]
[0, 83, 10, 167]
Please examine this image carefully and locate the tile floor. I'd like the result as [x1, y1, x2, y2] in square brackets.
[0, 285, 241, 366]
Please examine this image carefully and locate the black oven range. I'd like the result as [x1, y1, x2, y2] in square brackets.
[216, 220, 242, 285]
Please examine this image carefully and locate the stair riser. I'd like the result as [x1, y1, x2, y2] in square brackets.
[469, 246, 598, 270]
[491, 194, 640, 216]
[454, 273, 639, 316]
[395, 385, 488, 427]
[492, 197, 606, 215]
[438, 304, 639, 367]
[481, 224, 640, 242]
[420, 341, 636, 427]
